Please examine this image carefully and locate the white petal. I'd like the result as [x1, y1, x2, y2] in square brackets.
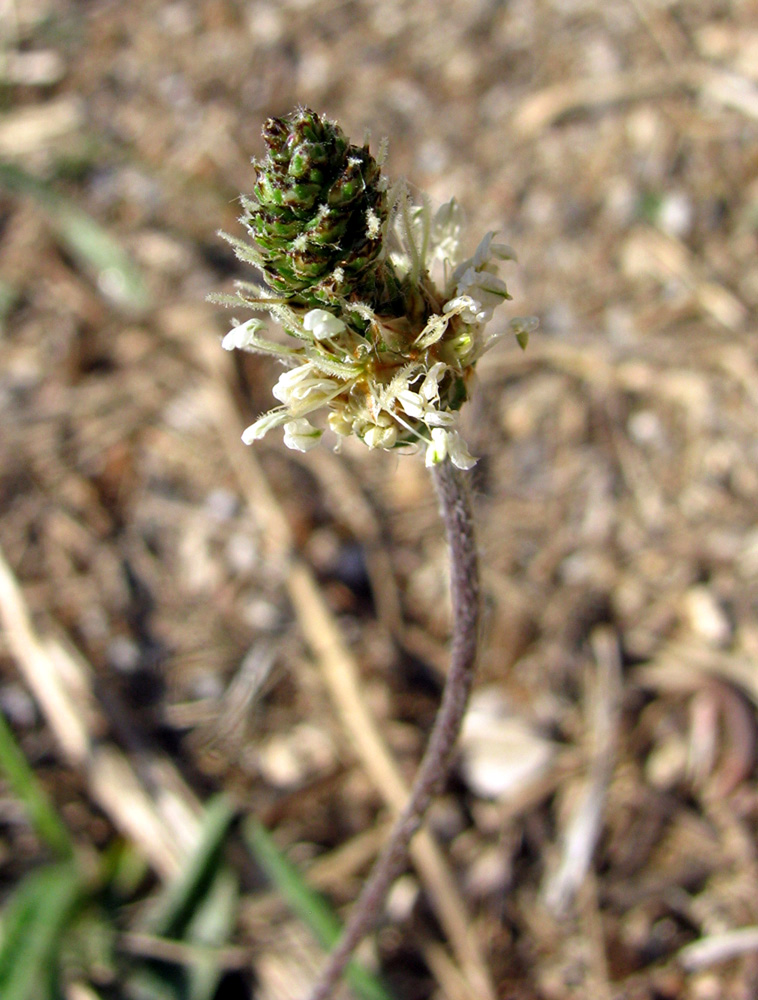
[430, 198, 465, 264]
[420, 362, 447, 401]
[471, 231, 496, 269]
[490, 242, 517, 261]
[222, 328, 243, 351]
[283, 419, 322, 452]
[303, 308, 346, 340]
[328, 410, 354, 436]
[454, 267, 483, 297]
[272, 366, 340, 413]
[222, 319, 264, 351]
[241, 408, 290, 445]
[363, 423, 398, 449]
[470, 271, 509, 297]
[273, 365, 315, 391]
[447, 431, 477, 469]
[424, 409, 457, 428]
[397, 390, 426, 420]
[425, 427, 449, 467]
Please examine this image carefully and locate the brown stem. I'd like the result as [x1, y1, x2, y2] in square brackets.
[304, 459, 480, 1000]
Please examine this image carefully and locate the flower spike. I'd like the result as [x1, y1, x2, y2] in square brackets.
[215, 107, 534, 467]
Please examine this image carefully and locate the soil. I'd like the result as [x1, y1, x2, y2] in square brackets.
[2, 1, 758, 998]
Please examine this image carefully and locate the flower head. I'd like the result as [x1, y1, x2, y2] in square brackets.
[212, 107, 534, 468]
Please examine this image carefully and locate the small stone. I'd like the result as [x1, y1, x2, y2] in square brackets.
[459, 687, 555, 800]
[683, 586, 731, 647]
[657, 191, 693, 238]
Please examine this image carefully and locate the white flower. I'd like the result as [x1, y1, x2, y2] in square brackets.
[363, 422, 398, 449]
[450, 232, 515, 323]
[430, 198, 465, 266]
[396, 389, 426, 420]
[241, 407, 290, 445]
[454, 268, 510, 323]
[328, 411, 355, 437]
[447, 431, 477, 470]
[425, 427, 448, 467]
[425, 428, 477, 470]
[419, 362, 447, 402]
[303, 309, 347, 340]
[395, 364, 455, 429]
[222, 317, 299, 359]
[271, 365, 341, 415]
[470, 231, 516, 270]
[218, 173, 532, 465]
[397, 389, 455, 427]
[222, 319, 265, 351]
[283, 418, 322, 452]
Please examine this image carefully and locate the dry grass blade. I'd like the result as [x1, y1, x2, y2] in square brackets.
[639, 640, 758, 708]
[0, 542, 202, 880]
[512, 61, 758, 135]
[678, 927, 758, 971]
[0, 97, 83, 157]
[543, 628, 622, 915]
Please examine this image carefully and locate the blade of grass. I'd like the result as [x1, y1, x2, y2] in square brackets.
[123, 965, 184, 1000]
[0, 160, 150, 313]
[243, 817, 396, 1000]
[0, 279, 19, 328]
[142, 795, 236, 938]
[0, 709, 73, 857]
[185, 867, 239, 1000]
[126, 796, 240, 1000]
[0, 860, 83, 1000]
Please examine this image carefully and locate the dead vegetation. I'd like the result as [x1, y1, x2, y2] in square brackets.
[1, 1, 758, 998]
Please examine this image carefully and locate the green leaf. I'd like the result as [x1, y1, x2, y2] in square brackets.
[123, 965, 185, 1000]
[0, 861, 83, 1000]
[0, 710, 73, 858]
[184, 867, 239, 1000]
[124, 797, 240, 1000]
[244, 817, 396, 1000]
[141, 795, 236, 938]
[0, 161, 150, 313]
[0, 279, 19, 327]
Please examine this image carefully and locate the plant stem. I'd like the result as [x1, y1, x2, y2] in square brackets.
[305, 458, 481, 1000]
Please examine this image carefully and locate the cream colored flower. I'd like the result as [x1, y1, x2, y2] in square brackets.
[425, 428, 477, 470]
[283, 418, 322, 452]
[271, 366, 343, 416]
[303, 309, 347, 340]
[217, 156, 533, 465]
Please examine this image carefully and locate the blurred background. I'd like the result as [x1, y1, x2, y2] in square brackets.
[1, 1, 758, 998]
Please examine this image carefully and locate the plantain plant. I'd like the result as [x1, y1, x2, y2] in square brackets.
[213, 106, 535, 999]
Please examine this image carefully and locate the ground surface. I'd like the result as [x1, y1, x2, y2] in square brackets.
[2, 1, 758, 998]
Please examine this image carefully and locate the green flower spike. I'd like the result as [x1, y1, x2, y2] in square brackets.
[213, 106, 536, 468]
[244, 107, 388, 308]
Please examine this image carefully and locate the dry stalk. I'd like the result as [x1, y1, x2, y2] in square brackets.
[306, 459, 480, 1000]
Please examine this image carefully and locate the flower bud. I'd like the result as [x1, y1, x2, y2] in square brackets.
[244, 107, 387, 307]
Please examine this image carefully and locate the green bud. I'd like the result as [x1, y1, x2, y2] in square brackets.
[243, 107, 388, 308]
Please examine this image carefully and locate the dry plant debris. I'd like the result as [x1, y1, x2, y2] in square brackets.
[1, 1, 758, 998]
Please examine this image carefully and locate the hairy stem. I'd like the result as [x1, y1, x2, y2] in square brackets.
[304, 459, 480, 1000]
